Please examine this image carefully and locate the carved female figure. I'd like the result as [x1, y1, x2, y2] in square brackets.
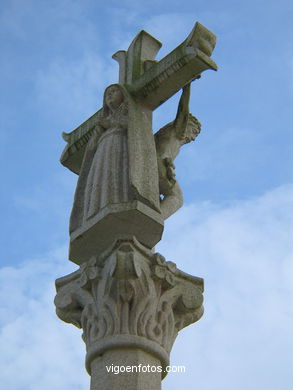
[70, 84, 135, 232]
[69, 82, 200, 235]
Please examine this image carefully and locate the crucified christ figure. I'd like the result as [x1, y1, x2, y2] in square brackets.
[155, 82, 201, 219]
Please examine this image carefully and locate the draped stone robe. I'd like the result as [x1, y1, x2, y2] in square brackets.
[69, 84, 160, 235]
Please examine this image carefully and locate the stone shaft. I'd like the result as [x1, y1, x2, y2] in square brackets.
[90, 349, 161, 390]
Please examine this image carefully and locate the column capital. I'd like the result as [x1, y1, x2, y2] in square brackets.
[54, 238, 204, 377]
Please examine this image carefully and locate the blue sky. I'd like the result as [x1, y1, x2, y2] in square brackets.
[0, 0, 292, 389]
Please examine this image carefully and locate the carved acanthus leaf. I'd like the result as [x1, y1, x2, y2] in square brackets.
[54, 239, 204, 356]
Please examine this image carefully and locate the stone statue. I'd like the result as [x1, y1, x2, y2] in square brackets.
[55, 21, 217, 390]
[70, 84, 137, 233]
[70, 81, 201, 234]
[155, 82, 201, 219]
[60, 22, 217, 265]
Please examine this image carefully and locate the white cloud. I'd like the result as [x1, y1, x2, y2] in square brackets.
[160, 184, 293, 389]
[0, 246, 89, 390]
[1, 184, 293, 389]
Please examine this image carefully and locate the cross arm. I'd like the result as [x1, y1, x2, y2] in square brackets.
[127, 22, 217, 110]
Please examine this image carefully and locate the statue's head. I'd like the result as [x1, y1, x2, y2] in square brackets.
[183, 114, 201, 143]
[103, 84, 127, 115]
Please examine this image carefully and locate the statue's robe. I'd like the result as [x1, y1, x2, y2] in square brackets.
[68, 84, 160, 234]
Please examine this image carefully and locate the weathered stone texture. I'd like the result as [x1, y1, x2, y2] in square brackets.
[55, 20, 217, 389]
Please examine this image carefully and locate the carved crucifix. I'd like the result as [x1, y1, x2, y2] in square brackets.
[60, 22, 217, 265]
[55, 21, 218, 390]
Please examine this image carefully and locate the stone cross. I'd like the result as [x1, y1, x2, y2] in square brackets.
[55, 21, 217, 390]
[112, 21, 217, 109]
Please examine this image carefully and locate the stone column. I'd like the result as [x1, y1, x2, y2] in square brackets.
[54, 237, 204, 389]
